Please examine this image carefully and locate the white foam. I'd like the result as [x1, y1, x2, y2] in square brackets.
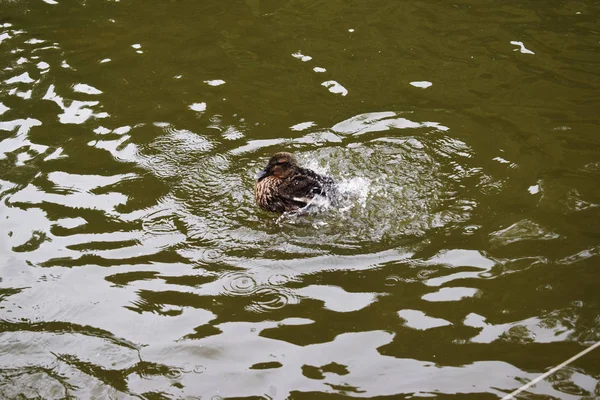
[301, 158, 373, 212]
[337, 177, 372, 210]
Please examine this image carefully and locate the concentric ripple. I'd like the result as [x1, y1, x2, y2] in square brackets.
[246, 287, 298, 313]
[220, 271, 258, 296]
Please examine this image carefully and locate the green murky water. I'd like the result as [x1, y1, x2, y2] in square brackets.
[1, 0, 599, 398]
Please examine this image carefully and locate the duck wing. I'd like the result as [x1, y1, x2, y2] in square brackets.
[278, 174, 321, 205]
[299, 168, 337, 198]
[279, 169, 335, 206]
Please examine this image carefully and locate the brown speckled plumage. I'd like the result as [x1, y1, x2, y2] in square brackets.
[254, 152, 336, 213]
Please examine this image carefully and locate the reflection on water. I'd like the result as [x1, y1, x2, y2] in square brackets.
[1, 0, 600, 398]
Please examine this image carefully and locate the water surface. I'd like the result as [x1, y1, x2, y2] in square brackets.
[1, 0, 599, 398]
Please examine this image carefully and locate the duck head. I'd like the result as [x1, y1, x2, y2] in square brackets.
[255, 152, 298, 181]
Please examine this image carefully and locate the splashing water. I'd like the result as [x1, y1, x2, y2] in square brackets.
[269, 133, 475, 250]
[274, 175, 373, 226]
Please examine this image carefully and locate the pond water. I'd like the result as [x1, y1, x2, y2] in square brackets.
[1, 0, 599, 398]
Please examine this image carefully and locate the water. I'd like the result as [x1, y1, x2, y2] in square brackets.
[1, 0, 599, 398]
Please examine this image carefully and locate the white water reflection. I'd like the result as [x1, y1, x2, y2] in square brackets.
[189, 102, 207, 112]
[464, 313, 572, 344]
[36, 61, 50, 71]
[528, 183, 540, 194]
[135, 327, 576, 399]
[510, 40, 535, 55]
[399, 309, 452, 330]
[321, 80, 348, 96]
[292, 51, 312, 62]
[88, 134, 137, 162]
[5, 72, 35, 84]
[204, 79, 225, 86]
[9, 87, 32, 99]
[410, 81, 432, 88]
[72, 83, 102, 95]
[0, 118, 43, 159]
[43, 84, 108, 124]
[422, 287, 479, 302]
[490, 219, 561, 247]
[295, 285, 377, 312]
[54, 217, 87, 229]
[9, 184, 128, 213]
[559, 246, 599, 266]
[424, 249, 495, 269]
[419, 250, 495, 287]
[290, 121, 315, 131]
[1, 6, 599, 399]
[331, 111, 449, 135]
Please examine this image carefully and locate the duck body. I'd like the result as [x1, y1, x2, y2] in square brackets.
[254, 152, 336, 213]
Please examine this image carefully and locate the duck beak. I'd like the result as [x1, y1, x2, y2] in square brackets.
[255, 168, 268, 181]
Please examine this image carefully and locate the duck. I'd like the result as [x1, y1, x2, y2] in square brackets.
[254, 152, 336, 213]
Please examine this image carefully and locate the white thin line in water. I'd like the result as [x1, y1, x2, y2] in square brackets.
[501, 340, 600, 400]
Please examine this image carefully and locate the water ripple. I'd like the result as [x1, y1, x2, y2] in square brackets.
[247, 287, 296, 313]
[221, 271, 257, 296]
[142, 208, 179, 235]
[1, 3, 599, 399]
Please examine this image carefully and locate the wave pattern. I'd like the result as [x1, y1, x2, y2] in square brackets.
[1, 1, 600, 398]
